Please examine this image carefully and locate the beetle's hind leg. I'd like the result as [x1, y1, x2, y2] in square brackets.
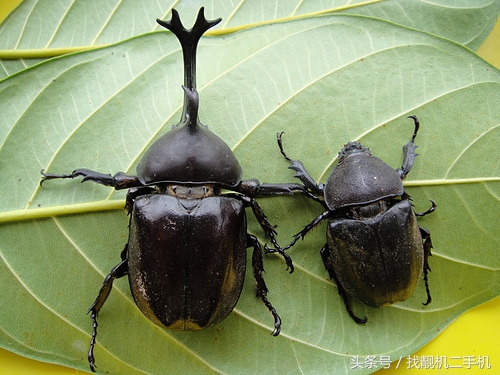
[414, 200, 435, 305]
[320, 245, 367, 324]
[419, 226, 433, 306]
[87, 249, 129, 372]
[248, 234, 282, 336]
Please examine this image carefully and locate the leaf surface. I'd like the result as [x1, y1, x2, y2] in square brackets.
[0, 13, 499, 375]
[1, 0, 499, 78]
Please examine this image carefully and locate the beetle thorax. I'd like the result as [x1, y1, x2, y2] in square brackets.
[164, 184, 217, 199]
[135, 87, 243, 187]
[324, 144, 404, 210]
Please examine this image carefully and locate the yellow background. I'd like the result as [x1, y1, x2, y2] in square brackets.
[0, 0, 499, 373]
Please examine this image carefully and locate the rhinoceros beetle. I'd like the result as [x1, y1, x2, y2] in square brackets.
[273, 116, 435, 323]
[41, 8, 303, 371]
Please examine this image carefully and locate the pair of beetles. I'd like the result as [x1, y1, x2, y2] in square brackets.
[40, 8, 435, 372]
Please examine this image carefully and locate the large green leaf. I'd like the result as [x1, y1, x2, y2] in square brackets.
[1, 0, 498, 47]
[1, 0, 499, 78]
[0, 13, 499, 375]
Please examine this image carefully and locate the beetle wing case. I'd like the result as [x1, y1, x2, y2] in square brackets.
[128, 193, 247, 329]
[327, 200, 424, 307]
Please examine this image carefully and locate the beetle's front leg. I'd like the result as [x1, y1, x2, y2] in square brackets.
[40, 168, 144, 190]
[247, 234, 282, 336]
[320, 245, 367, 324]
[397, 116, 420, 180]
[237, 178, 305, 197]
[276, 132, 325, 201]
[87, 251, 128, 372]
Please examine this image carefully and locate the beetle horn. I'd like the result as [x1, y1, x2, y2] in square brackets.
[181, 85, 200, 132]
[157, 8, 221, 123]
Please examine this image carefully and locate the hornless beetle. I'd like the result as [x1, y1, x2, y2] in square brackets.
[272, 117, 435, 323]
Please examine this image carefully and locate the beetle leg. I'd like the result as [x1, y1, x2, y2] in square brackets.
[87, 255, 128, 372]
[419, 226, 433, 306]
[320, 245, 368, 324]
[267, 210, 329, 257]
[396, 116, 420, 180]
[248, 234, 282, 336]
[229, 193, 294, 273]
[40, 168, 144, 190]
[125, 186, 158, 213]
[276, 132, 326, 201]
[413, 200, 435, 305]
[237, 178, 305, 197]
[415, 200, 436, 217]
[277, 210, 331, 252]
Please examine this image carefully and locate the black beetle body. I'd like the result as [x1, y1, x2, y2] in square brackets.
[136, 89, 242, 187]
[275, 116, 435, 323]
[41, 8, 302, 372]
[324, 142, 404, 209]
[327, 199, 425, 308]
[128, 192, 247, 330]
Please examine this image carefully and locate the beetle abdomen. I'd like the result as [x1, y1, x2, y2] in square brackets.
[128, 194, 247, 330]
[327, 199, 424, 307]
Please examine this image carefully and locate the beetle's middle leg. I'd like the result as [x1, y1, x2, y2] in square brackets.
[415, 200, 436, 217]
[320, 245, 367, 324]
[248, 234, 282, 336]
[230, 193, 294, 273]
[87, 246, 129, 372]
[278, 210, 331, 252]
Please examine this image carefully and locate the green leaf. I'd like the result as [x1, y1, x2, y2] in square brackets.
[1, 0, 497, 48]
[340, 0, 500, 50]
[1, 0, 499, 77]
[1, 13, 499, 375]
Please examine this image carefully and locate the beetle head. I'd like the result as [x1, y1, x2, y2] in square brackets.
[337, 142, 371, 162]
[136, 8, 242, 187]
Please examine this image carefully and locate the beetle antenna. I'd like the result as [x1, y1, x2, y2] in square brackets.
[157, 8, 221, 124]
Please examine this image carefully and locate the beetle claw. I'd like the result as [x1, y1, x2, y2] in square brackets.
[264, 244, 294, 273]
[351, 314, 368, 325]
[257, 290, 282, 336]
[87, 310, 98, 372]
